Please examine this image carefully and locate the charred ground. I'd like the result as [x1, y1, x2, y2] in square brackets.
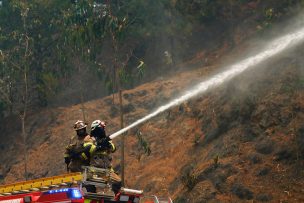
[1, 2, 304, 203]
[1, 43, 304, 202]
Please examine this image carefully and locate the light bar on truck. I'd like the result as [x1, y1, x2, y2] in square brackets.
[44, 188, 82, 199]
[45, 188, 69, 194]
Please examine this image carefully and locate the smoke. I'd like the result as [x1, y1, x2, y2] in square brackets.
[220, 12, 304, 95]
[110, 14, 304, 140]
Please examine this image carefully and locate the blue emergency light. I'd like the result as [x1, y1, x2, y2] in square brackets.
[45, 188, 82, 199]
[69, 188, 82, 199]
[46, 188, 69, 194]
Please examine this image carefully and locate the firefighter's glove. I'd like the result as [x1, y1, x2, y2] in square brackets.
[64, 157, 71, 165]
[97, 138, 111, 151]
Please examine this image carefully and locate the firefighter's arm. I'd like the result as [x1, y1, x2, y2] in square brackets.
[82, 142, 96, 160]
[96, 137, 116, 153]
[64, 145, 72, 165]
[64, 136, 77, 163]
[108, 140, 116, 153]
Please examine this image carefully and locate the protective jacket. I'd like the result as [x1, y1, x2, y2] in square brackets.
[90, 136, 121, 194]
[64, 134, 95, 172]
[90, 137, 116, 170]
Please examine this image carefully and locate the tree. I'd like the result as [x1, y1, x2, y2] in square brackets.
[62, 0, 148, 185]
[0, 0, 34, 180]
[0, 0, 69, 179]
[61, 0, 109, 121]
[0, 0, 72, 111]
[101, 1, 147, 185]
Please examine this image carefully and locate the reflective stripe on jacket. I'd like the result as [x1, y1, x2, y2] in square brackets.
[90, 140, 116, 169]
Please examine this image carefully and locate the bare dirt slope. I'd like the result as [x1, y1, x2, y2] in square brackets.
[1, 37, 304, 203]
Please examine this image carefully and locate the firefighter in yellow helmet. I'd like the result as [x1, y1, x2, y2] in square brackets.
[90, 119, 121, 194]
[64, 120, 95, 172]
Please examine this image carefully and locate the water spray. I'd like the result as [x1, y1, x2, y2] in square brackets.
[109, 26, 304, 140]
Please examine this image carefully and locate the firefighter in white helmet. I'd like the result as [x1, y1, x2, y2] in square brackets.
[90, 119, 121, 194]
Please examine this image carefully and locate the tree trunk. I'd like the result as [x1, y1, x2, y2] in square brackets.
[21, 67, 29, 181]
[78, 61, 86, 122]
[21, 115, 28, 180]
[119, 89, 125, 186]
[20, 1, 30, 181]
[80, 87, 86, 122]
[112, 63, 116, 104]
[22, 69, 29, 181]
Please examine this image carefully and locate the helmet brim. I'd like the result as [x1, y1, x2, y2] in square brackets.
[75, 125, 87, 131]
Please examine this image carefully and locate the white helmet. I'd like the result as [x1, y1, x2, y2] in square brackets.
[91, 120, 106, 131]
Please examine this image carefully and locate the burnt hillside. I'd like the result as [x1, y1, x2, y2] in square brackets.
[1, 1, 304, 203]
[0, 38, 304, 202]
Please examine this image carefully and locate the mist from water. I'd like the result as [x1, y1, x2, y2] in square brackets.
[109, 26, 304, 140]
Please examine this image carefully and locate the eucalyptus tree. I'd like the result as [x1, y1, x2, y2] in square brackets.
[62, 0, 147, 184]
[0, 0, 72, 112]
[0, 0, 71, 180]
[0, 0, 35, 180]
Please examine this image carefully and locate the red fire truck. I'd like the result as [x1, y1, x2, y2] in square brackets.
[0, 187, 144, 203]
[0, 167, 172, 203]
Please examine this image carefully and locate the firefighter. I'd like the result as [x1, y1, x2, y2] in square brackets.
[90, 119, 122, 194]
[64, 120, 95, 173]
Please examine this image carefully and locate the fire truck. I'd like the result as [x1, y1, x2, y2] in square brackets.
[0, 167, 172, 203]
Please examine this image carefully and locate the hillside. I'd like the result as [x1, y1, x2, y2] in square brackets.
[1, 2, 304, 203]
[1, 29, 304, 202]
